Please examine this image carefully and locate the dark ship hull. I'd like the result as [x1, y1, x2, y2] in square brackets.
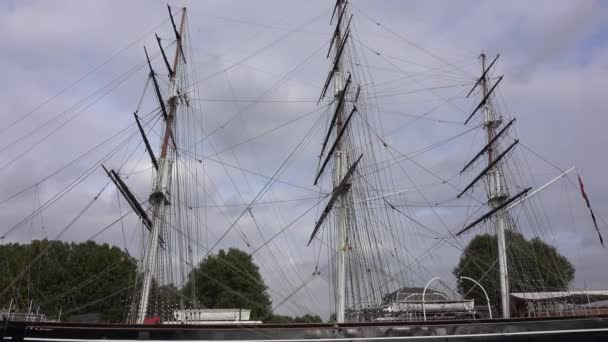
[4, 315, 608, 341]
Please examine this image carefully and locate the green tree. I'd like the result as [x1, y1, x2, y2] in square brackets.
[327, 312, 336, 323]
[453, 231, 575, 314]
[294, 313, 323, 323]
[183, 248, 272, 320]
[266, 313, 323, 324]
[0, 240, 136, 322]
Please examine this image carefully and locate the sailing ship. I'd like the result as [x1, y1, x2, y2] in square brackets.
[2, 1, 608, 340]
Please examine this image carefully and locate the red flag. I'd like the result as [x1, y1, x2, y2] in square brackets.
[578, 175, 604, 247]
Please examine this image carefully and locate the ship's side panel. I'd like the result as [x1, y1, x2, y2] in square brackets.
[4, 316, 608, 341]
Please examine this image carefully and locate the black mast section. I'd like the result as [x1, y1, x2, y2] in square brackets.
[167, 5, 186, 64]
[308, 154, 363, 246]
[315, 106, 357, 186]
[466, 54, 500, 98]
[461, 118, 516, 173]
[319, 18, 352, 102]
[318, 74, 352, 164]
[155, 34, 174, 76]
[457, 139, 519, 198]
[456, 187, 531, 236]
[134, 113, 159, 171]
[144, 47, 169, 121]
[464, 75, 504, 125]
[102, 165, 152, 229]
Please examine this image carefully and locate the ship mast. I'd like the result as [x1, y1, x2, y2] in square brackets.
[479, 53, 510, 318]
[308, 0, 359, 323]
[332, 0, 348, 324]
[135, 7, 187, 324]
[456, 52, 519, 318]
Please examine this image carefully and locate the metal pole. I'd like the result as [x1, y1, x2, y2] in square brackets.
[136, 8, 187, 324]
[460, 276, 493, 319]
[480, 53, 510, 318]
[422, 277, 440, 321]
[496, 213, 509, 318]
[27, 300, 33, 322]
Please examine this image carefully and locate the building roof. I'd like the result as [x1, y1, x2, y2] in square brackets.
[511, 290, 608, 301]
[391, 287, 442, 295]
[580, 300, 608, 308]
[382, 287, 447, 304]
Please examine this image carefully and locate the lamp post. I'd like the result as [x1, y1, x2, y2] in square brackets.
[422, 277, 440, 321]
[460, 276, 493, 319]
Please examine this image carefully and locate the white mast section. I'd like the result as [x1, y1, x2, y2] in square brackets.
[136, 8, 187, 324]
[479, 53, 510, 318]
[333, 0, 348, 324]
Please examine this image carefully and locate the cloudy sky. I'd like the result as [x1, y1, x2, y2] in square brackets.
[1, 0, 608, 318]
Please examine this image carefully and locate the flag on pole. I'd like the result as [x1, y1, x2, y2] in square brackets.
[578, 175, 604, 247]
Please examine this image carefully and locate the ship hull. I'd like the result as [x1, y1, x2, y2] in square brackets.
[3, 315, 608, 341]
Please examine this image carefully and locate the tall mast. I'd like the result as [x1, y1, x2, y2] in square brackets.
[333, 0, 348, 323]
[480, 53, 510, 318]
[135, 7, 187, 324]
[309, 0, 360, 322]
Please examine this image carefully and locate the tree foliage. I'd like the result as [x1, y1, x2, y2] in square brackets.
[0, 243, 323, 323]
[183, 248, 272, 320]
[453, 231, 575, 313]
[266, 313, 323, 324]
[0, 240, 136, 322]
